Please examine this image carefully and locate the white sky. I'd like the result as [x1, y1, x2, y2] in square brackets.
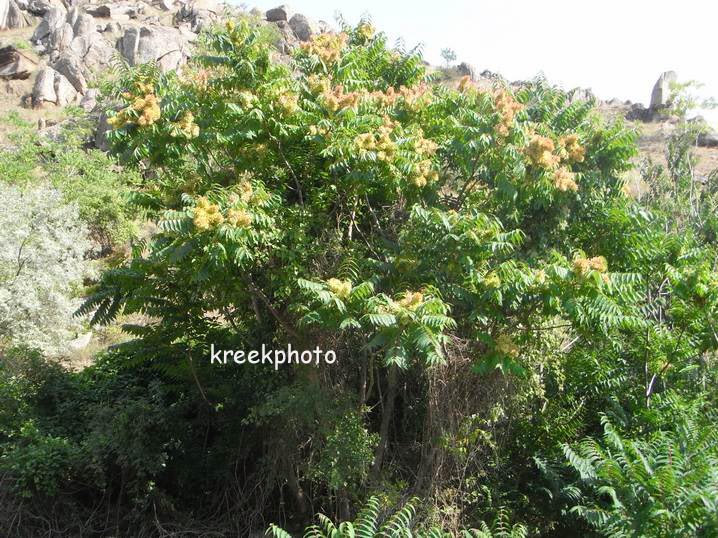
[245, 0, 717, 125]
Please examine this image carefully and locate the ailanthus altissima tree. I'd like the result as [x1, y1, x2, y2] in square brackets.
[18, 14, 712, 535]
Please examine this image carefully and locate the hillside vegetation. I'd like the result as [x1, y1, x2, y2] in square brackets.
[1, 14, 718, 538]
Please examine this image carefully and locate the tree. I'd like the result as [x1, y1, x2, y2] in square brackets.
[0, 183, 91, 355]
[441, 47, 457, 68]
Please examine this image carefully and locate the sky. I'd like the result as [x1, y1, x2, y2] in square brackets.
[245, 0, 718, 125]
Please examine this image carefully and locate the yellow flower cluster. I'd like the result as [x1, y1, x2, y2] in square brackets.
[526, 135, 560, 169]
[108, 93, 161, 129]
[307, 75, 331, 95]
[484, 272, 501, 288]
[226, 208, 252, 228]
[494, 90, 523, 137]
[327, 278, 352, 299]
[560, 134, 585, 163]
[170, 111, 200, 139]
[356, 21, 375, 41]
[412, 160, 438, 187]
[364, 84, 431, 110]
[300, 32, 348, 64]
[354, 118, 397, 161]
[397, 291, 423, 311]
[237, 91, 257, 109]
[322, 85, 361, 112]
[573, 255, 608, 276]
[414, 131, 438, 156]
[275, 89, 299, 115]
[553, 167, 578, 192]
[193, 197, 224, 230]
[495, 334, 519, 358]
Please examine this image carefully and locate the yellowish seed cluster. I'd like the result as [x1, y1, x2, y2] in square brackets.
[412, 159, 439, 187]
[573, 255, 608, 276]
[354, 117, 397, 161]
[108, 93, 161, 129]
[494, 90, 524, 137]
[484, 272, 501, 288]
[553, 167, 578, 192]
[560, 134, 585, 164]
[327, 278, 352, 299]
[321, 85, 361, 112]
[237, 91, 257, 109]
[307, 75, 331, 95]
[356, 21, 375, 41]
[300, 32, 348, 65]
[193, 197, 224, 230]
[414, 131, 438, 156]
[526, 135, 560, 169]
[495, 334, 519, 358]
[171, 111, 200, 139]
[276, 89, 299, 115]
[226, 208, 252, 228]
[397, 291, 423, 311]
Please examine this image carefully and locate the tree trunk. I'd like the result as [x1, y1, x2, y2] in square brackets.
[370, 364, 398, 482]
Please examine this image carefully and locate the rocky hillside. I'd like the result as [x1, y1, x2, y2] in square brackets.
[1, 0, 717, 178]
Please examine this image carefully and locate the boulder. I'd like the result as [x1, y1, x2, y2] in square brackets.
[52, 51, 87, 93]
[48, 22, 74, 51]
[73, 13, 95, 35]
[80, 87, 99, 111]
[273, 19, 298, 54]
[32, 6, 66, 43]
[26, 0, 61, 15]
[0, 46, 37, 79]
[173, 0, 220, 32]
[266, 4, 292, 22]
[69, 31, 115, 73]
[288, 13, 318, 41]
[85, 1, 147, 20]
[0, 0, 33, 30]
[119, 25, 193, 72]
[158, 0, 175, 11]
[697, 131, 718, 148]
[54, 70, 77, 105]
[650, 71, 677, 110]
[103, 20, 122, 33]
[32, 66, 58, 105]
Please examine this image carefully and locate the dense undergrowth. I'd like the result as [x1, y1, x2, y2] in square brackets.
[1, 15, 718, 538]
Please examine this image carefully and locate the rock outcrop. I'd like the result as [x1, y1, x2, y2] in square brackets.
[650, 71, 677, 111]
[0, 46, 36, 79]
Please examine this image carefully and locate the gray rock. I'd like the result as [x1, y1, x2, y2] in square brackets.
[52, 51, 87, 93]
[54, 71, 77, 105]
[266, 4, 292, 22]
[32, 6, 66, 42]
[273, 19, 298, 54]
[288, 13, 318, 41]
[103, 20, 122, 33]
[69, 31, 115, 73]
[173, 0, 220, 32]
[26, 0, 58, 15]
[697, 131, 718, 148]
[73, 13, 95, 35]
[80, 87, 100, 111]
[650, 71, 677, 110]
[119, 25, 193, 72]
[158, 0, 174, 10]
[85, 1, 147, 20]
[0, 0, 33, 30]
[48, 22, 74, 51]
[32, 66, 58, 105]
[0, 46, 36, 79]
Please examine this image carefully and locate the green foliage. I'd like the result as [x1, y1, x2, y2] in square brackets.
[564, 395, 718, 537]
